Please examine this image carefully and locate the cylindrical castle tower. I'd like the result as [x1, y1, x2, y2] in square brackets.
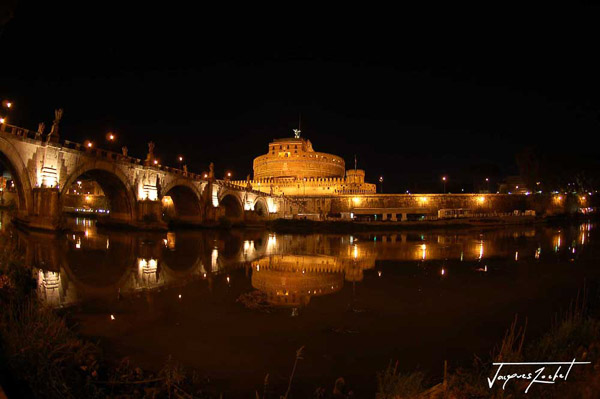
[253, 137, 345, 180]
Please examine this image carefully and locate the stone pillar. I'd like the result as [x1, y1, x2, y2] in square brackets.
[29, 187, 60, 230]
[382, 213, 388, 221]
[401, 213, 408, 221]
[136, 199, 167, 230]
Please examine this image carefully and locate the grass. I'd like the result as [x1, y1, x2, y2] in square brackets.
[376, 286, 600, 399]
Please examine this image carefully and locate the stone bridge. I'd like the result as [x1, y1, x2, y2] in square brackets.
[1, 121, 284, 231]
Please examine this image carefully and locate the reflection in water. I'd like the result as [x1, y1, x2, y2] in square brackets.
[4, 210, 600, 394]
[1, 212, 597, 310]
[251, 253, 375, 307]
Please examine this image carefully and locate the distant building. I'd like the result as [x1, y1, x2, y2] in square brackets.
[230, 132, 376, 196]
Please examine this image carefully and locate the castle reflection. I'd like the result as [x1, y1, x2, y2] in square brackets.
[251, 253, 374, 307]
[1, 211, 595, 309]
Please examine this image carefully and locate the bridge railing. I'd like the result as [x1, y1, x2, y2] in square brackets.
[63, 140, 144, 165]
[0, 122, 40, 141]
[2, 122, 210, 181]
[218, 180, 274, 197]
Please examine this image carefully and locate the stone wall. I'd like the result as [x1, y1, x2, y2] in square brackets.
[274, 193, 587, 217]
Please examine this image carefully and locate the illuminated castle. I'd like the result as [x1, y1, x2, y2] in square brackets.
[230, 130, 376, 196]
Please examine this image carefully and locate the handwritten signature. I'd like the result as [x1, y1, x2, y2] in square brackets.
[487, 359, 590, 393]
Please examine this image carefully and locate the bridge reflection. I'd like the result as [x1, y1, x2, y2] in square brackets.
[1, 211, 593, 309]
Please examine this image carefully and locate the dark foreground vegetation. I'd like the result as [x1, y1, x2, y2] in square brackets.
[1, 229, 600, 398]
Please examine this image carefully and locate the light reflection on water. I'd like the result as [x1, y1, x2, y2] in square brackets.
[2, 211, 599, 394]
[1, 213, 595, 310]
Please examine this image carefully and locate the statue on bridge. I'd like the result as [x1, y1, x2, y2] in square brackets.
[121, 146, 128, 157]
[145, 141, 155, 165]
[208, 162, 215, 180]
[35, 122, 45, 140]
[46, 108, 63, 143]
[246, 174, 253, 191]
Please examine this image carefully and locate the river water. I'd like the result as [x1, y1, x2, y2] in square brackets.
[2, 211, 599, 396]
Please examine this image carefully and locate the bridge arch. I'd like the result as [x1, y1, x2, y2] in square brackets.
[161, 180, 202, 220]
[60, 160, 138, 223]
[219, 191, 244, 221]
[0, 136, 34, 215]
[253, 197, 269, 218]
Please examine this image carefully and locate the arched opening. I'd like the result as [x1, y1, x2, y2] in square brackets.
[0, 150, 30, 214]
[254, 198, 268, 218]
[61, 169, 135, 224]
[220, 194, 243, 220]
[163, 185, 201, 221]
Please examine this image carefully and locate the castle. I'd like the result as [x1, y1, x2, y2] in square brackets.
[230, 131, 376, 196]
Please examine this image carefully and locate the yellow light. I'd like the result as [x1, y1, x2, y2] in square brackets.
[226, 276, 230, 283]
[178, 156, 183, 162]
[6, 102, 12, 108]
[0, 117, 5, 124]
[419, 196, 428, 204]
[227, 172, 232, 177]
[441, 268, 445, 276]
[352, 196, 361, 205]
[110, 314, 115, 320]
[178, 294, 182, 299]
[477, 196, 485, 204]
[86, 141, 93, 148]
[203, 173, 208, 178]
[153, 159, 158, 165]
[85, 195, 91, 202]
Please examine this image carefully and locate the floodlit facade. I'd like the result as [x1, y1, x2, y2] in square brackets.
[230, 133, 376, 196]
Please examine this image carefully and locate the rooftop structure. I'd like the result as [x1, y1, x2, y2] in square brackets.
[230, 130, 376, 196]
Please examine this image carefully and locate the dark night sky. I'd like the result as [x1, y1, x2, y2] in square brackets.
[2, 3, 600, 193]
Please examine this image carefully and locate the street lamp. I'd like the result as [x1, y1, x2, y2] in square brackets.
[485, 177, 490, 193]
[106, 132, 116, 151]
[178, 155, 184, 169]
[379, 176, 384, 193]
[2, 100, 12, 109]
[442, 176, 447, 193]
